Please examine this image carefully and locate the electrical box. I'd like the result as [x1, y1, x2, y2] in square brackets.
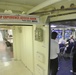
[35, 28, 43, 42]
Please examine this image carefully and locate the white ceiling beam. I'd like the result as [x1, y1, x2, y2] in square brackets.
[27, 0, 62, 14]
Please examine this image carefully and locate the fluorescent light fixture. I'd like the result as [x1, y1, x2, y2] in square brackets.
[51, 25, 56, 28]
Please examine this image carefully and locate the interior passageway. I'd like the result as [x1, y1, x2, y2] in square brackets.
[0, 31, 27, 75]
[50, 20, 76, 75]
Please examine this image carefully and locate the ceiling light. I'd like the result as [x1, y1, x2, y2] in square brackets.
[4, 10, 12, 13]
[51, 25, 57, 28]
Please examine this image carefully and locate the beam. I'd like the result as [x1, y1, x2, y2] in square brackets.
[27, 0, 61, 14]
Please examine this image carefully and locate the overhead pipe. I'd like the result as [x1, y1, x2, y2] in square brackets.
[30, 7, 76, 15]
[49, 11, 76, 18]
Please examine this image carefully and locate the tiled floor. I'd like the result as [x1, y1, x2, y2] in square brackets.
[0, 41, 27, 75]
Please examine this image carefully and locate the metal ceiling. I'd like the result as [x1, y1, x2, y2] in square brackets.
[0, 0, 67, 14]
[0, 0, 75, 15]
[0, 0, 47, 14]
[0, 0, 46, 6]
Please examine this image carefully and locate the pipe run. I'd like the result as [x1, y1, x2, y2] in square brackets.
[30, 7, 76, 15]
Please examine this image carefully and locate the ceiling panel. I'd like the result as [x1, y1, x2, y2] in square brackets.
[0, 0, 47, 14]
[0, 0, 75, 15]
[31, 0, 76, 15]
[0, 0, 47, 6]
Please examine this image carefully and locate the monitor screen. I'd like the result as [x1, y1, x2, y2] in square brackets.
[64, 29, 72, 39]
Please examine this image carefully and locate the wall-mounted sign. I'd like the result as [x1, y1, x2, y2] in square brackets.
[0, 14, 40, 24]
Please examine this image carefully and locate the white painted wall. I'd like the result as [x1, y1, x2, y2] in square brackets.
[13, 25, 49, 75]
[13, 26, 34, 75]
[20, 26, 34, 73]
[13, 26, 21, 60]
[33, 25, 49, 75]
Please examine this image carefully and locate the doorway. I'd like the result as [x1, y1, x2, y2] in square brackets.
[0, 25, 34, 75]
[49, 20, 76, 75]
[0, 27, 13, 63]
